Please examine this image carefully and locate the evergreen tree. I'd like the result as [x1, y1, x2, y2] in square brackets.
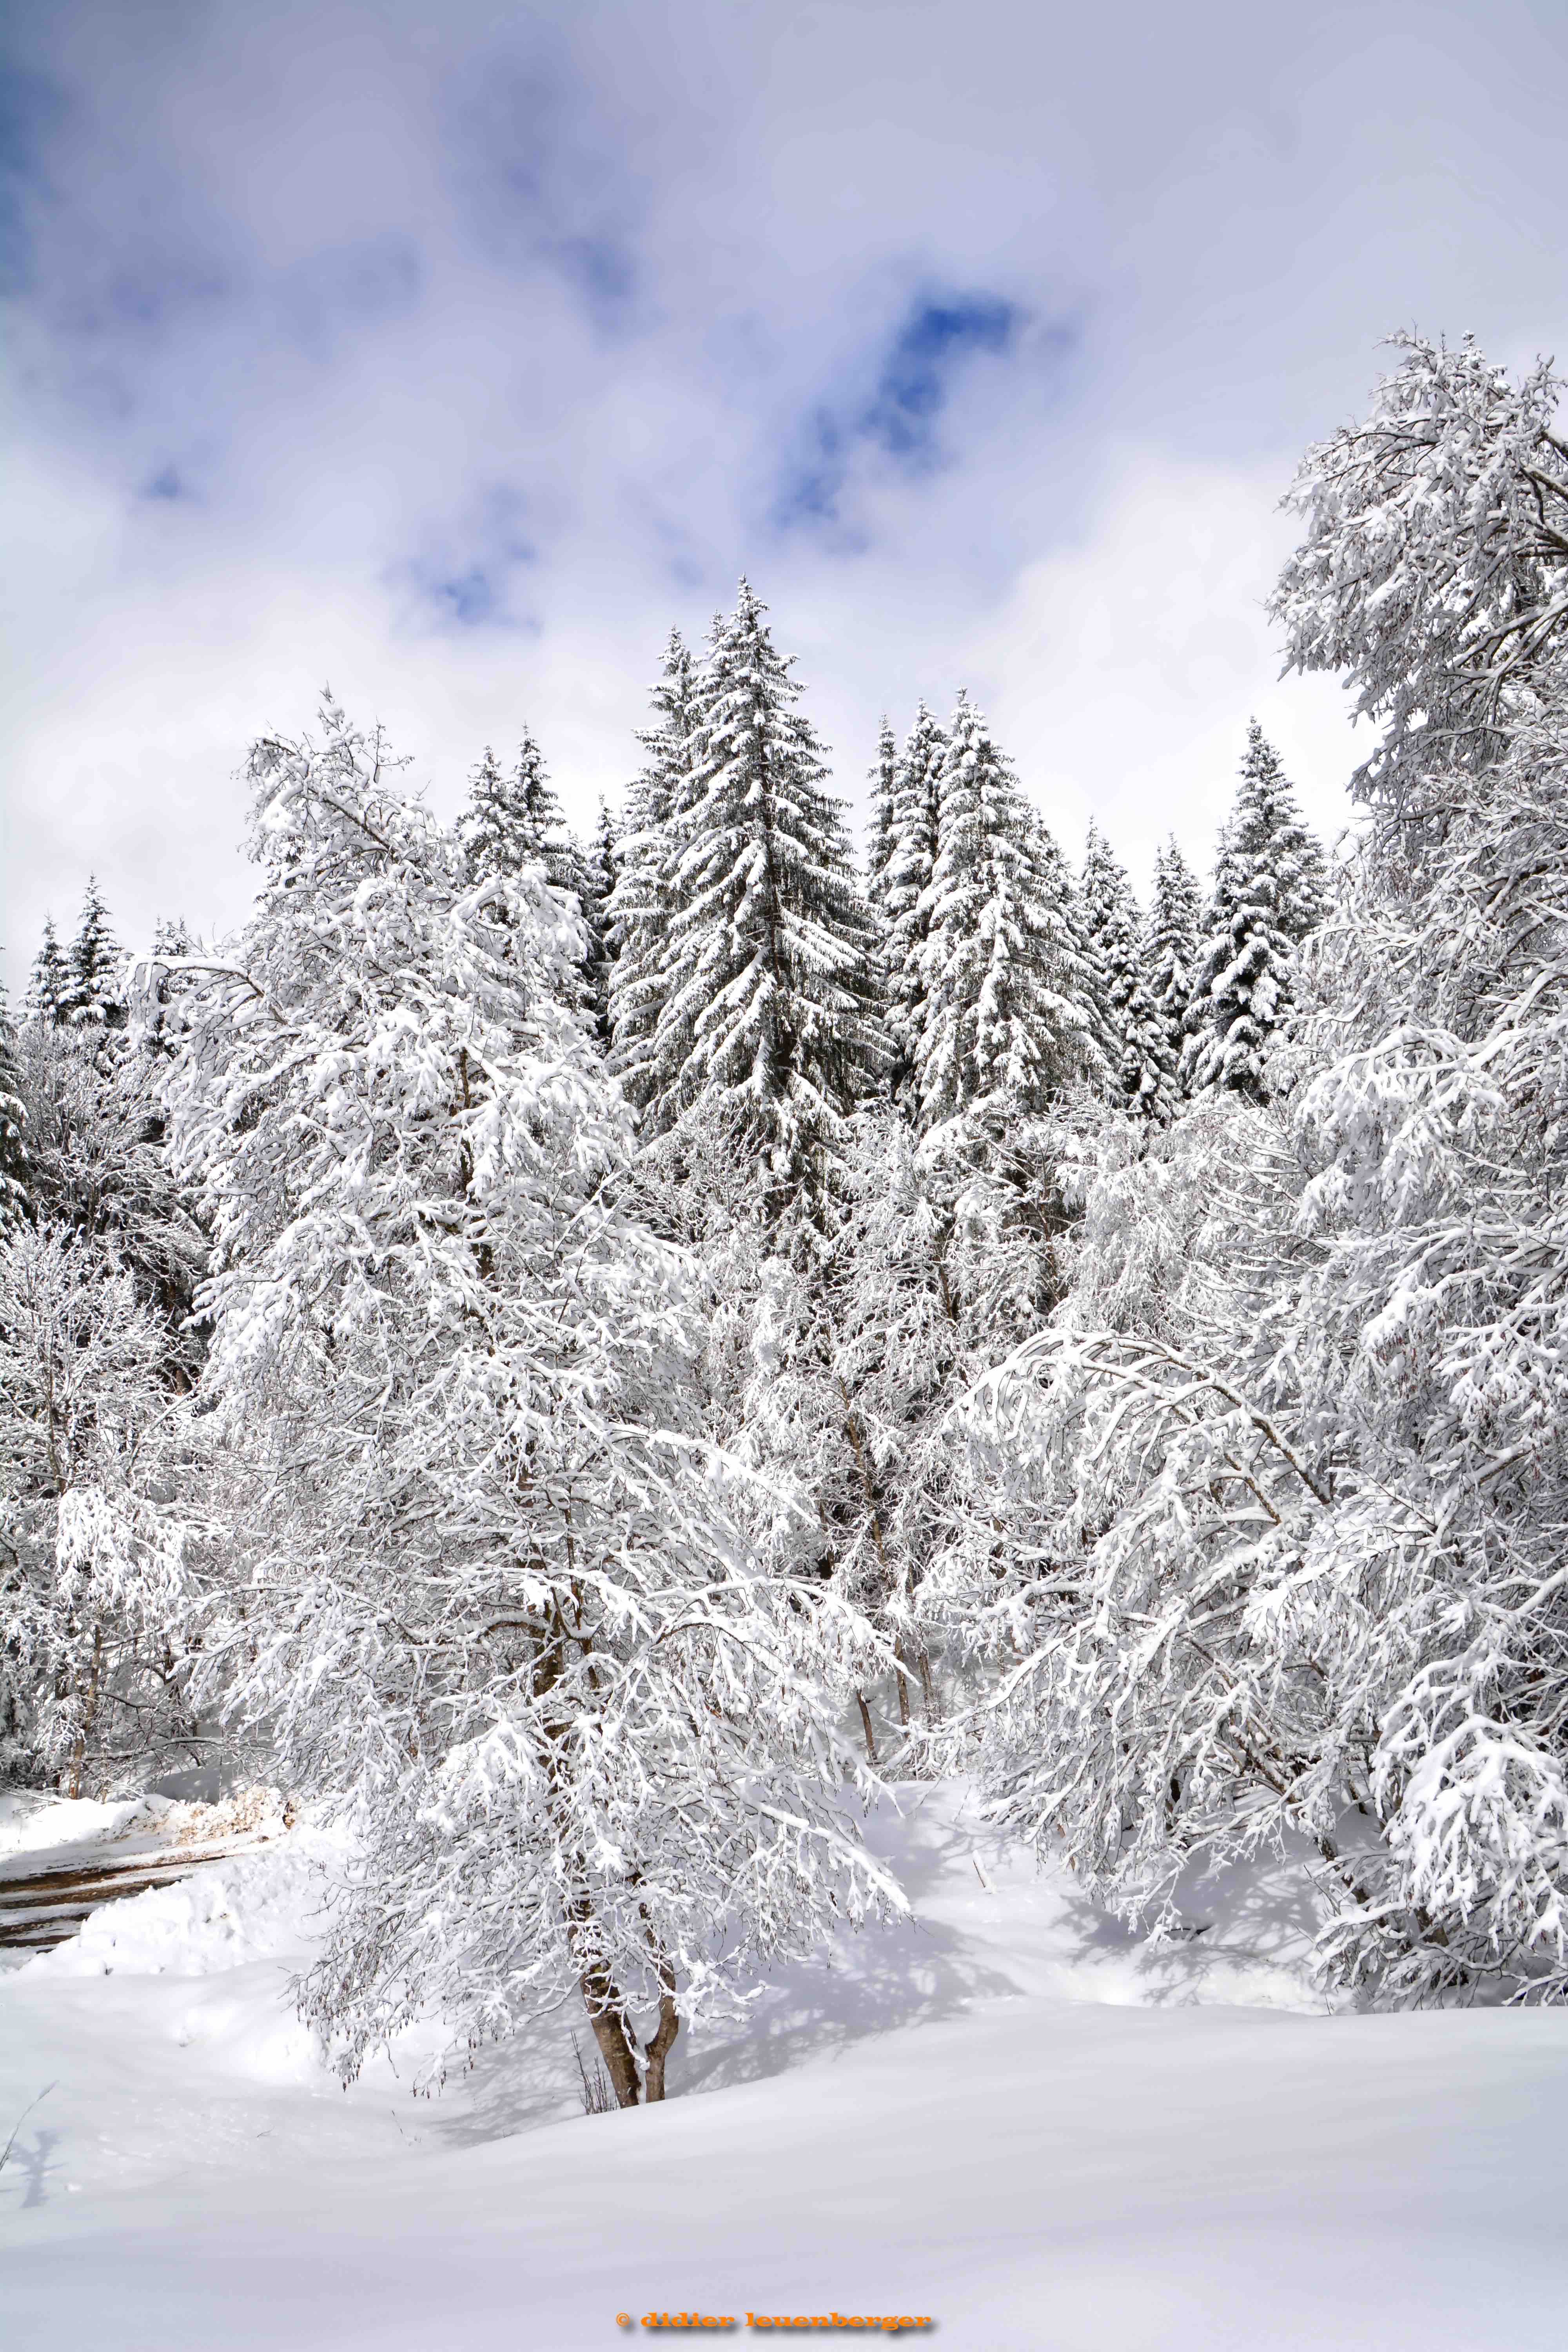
[580, 797, 619, 1048]
[0, 988, 28, 1223]
[1145, 837, 1202, 1096]
[64, 880, 124, 1027]
[457, 733, 576, 895]
[864, 715, 900, 936]
[913, 693, 1097, 1134]
[607, 630, 702, 1114]
[459, 733, 598, 1014]
[879, 703, 948, 1104]
[1182, 723, 1328, 1102]
[1078, 824, 1171, 1118]
[28, 918, 69, 1026]
[644, 583, 883, 1221]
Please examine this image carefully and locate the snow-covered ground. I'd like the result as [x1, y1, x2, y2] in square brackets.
[3, 1783, 1563, 2350]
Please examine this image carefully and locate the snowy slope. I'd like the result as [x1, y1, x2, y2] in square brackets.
[2, 1784, 1564, 2351]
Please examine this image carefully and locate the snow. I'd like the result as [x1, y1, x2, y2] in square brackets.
[4, 1782, 1563, 2350]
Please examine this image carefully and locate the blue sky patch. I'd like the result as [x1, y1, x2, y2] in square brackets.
[772, 287, 1030, 535]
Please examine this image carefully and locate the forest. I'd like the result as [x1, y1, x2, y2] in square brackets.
[5, 331, 1568, 2109]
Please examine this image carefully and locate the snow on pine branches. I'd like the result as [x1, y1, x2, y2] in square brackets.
[913, 693, 1099, 1135]
[1181, 722, 1326, 1103]
[614, 584, 882, 1227]
[160, 697, 899, 2104]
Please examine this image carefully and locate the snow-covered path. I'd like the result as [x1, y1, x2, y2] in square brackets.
[4, 1786, 1564, 2350]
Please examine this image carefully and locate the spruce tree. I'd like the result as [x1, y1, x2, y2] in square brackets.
[913, 693, 1098, 1134]
[645, 582, 882, 1219]
[880, 703, 948, 1105]
[1078, 824, 1171, 1118]
[459, 733, 598, 1015]
[0, 989, 28, 1222]
[865, 715, 900, 936]
[580, 797, 619, 1047]
[29, 918, 69, 1026]
[457, 732, 581, 898]
[1182, 722, 1328, 1102]
[1146, 837, 1202, 1097]
[607, 630, 701, 1113]
[64, 879, 124, 1027]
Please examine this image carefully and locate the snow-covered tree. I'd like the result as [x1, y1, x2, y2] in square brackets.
[1271, 332, 1568, 828]
[642, 584, 883, 1224]
[0, 992, 28, 1224]
[1078, 824, 1171, 1118]
[164, 695, 898, 2102]
[607, 630, 701, 1114]
[16, 1020, 207, 1367]
[1181, 723, 1327, 1102]
[878, 703, 948, 1104]
[1145, 836, 1202, 1095]
[28, 918, 69, 1027]
[913, 694, 1097, 1134]
[64, 877, 125, 1028]
[0, 1221, 211, 1794]
[864, 715, 900, 936]
[460, 737, 600, 1007]
[935, 506, 1568, 2007]
[457, 732, 584, 902]
[580, 796, 619, 1047]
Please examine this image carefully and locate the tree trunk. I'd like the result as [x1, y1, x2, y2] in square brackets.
[643, 1987, 680, 2103]
[855, 1690, 879, 1766]
[579, 1967, 642, 2109]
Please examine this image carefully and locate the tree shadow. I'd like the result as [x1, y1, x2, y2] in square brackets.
[0, 2125, 62, 2211]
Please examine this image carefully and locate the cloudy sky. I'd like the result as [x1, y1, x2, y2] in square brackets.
[3, 0, 1565, 980]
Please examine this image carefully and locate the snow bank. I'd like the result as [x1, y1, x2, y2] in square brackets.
[4, 1780, 1563, 2351]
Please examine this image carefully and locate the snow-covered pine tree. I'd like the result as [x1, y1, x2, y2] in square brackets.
[580, 796, 619, 1046]
[165, 694, 897, 2102]
[1078, 824, 1172, 1118]
[28, 918, 69, 1026]
[64, 879, 125, 1027]
[646, 583, 883, 1222]
[1145, 836, 1202, 1096]
[1181, 722, 1327, 1102]
[913, 693, 1097, 1135]
[606, 630, 701, 1114]
[458, 733, 599, 1018]
[0, 989, 28, 1223]
[865, 715, 900, 936]
[879, 702, 948, 1104]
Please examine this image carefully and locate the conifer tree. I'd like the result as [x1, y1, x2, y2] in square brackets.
[1181, 723, 1327, 1102]
[29, 918, 69, 1026]
[607, 630, 702, 1113]
[0, 989, 28, 1223]
[1078, 824, 1171, 1118]
[645, 583, 882, 1220]
[457, 733, 577, 896]
[880, 703, 948, 1104]
[580, 797, 619, 1047]
[459, 733, 598, 1015]
[64, 880, 124, 1027]
[1145, 837, 1202, 1095]
[913, 693, 1096, 1134]
[865, 715, 900, 936]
